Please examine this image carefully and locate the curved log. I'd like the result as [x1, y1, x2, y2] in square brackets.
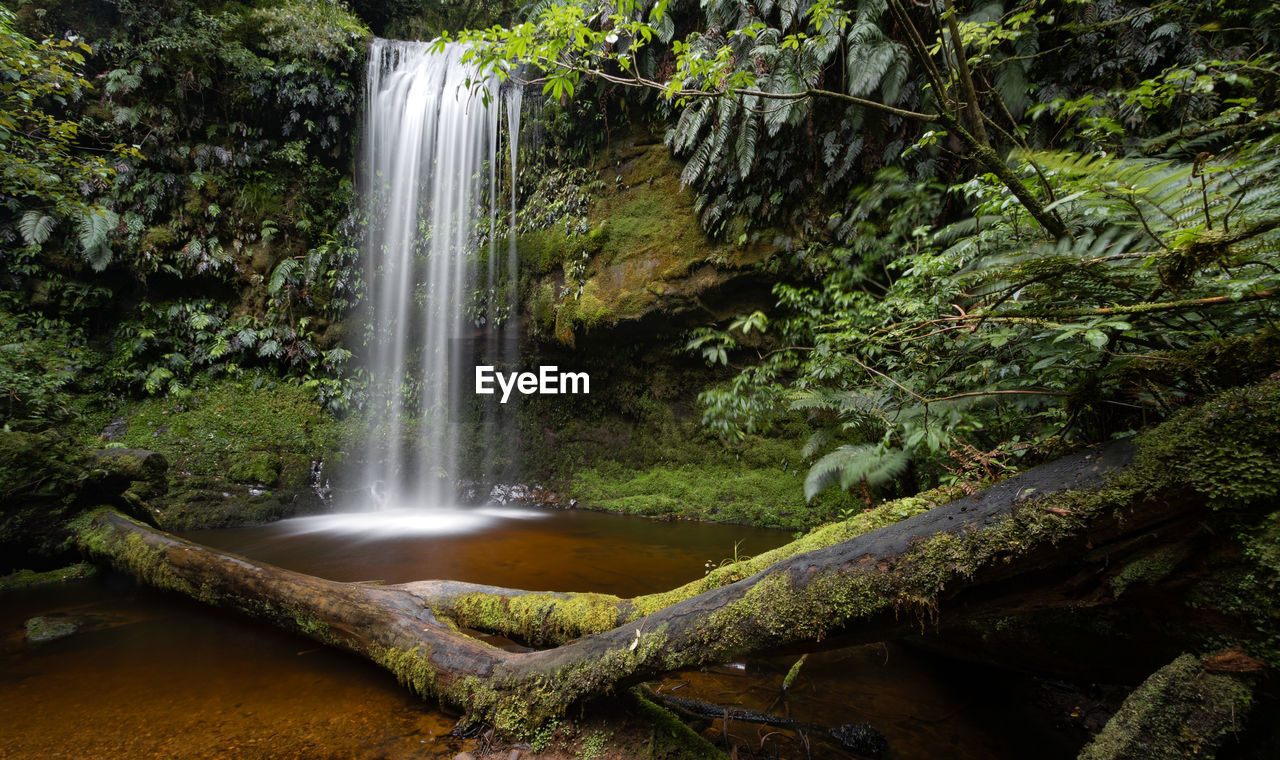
[71, 380, 1280, 734]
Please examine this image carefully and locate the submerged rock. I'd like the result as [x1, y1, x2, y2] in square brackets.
[24, 615, 79, 643]
[829, 722, 889, 758]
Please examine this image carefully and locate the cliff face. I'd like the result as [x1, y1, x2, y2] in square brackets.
[518, 127, 780, 346]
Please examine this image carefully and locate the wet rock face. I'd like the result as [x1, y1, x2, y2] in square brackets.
[520, 127, 779, 346]
[487, 483, 577, 508]
[24, 616, 80, 643]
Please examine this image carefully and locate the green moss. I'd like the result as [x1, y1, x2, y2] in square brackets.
[519, 228, 572, 277]
[227, 450, 281, 485]
[70, 509, 200, 596]
[111, 374, 341, 527]
[1111, 547, 1185, 598]
[1116, 379, 1280, 508]
[376, 645, 438, 699]
[658, 485, 959, 611]
[439, 627, 678, 738]
[444, 484, 963, 649]
[451, 591, 628, 645]
[1079, 654, 1254, 760]
[625, 380, 1280, 670]
[1187, 510, 1280, 666]
[0, 562, 96, 592]
[512, 358, 855, 529]
[0, 430, 92, 564]
[520, 128, 779, 342]
[575, 286, 614, 327]
[627, 688, 728, 760]
[571, 460, 857, 530]
[115, 375, 338, 480]
[25, 615, 80, 642]
[140, 225, 176, 253]
[150, 477, 294, 531]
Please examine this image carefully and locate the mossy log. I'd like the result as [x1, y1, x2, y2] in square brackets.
[1078, 652, 1257, 760]
[71, 381, 1280, 735]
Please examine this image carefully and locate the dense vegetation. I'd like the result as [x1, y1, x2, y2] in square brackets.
[4, 0, 1280, 757]
[2, 0, 1278, 533]
[455, 0, 1280, 506]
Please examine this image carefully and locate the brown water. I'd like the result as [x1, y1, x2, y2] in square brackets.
[1, 507, 1084, 759]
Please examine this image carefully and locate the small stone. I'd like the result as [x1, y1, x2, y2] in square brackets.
[24, 616, 79, 643]
[452, 753, 475, 760]
[507, 751, 521, 760]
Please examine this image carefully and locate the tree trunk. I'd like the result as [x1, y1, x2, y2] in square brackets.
[71, 381, 1280, 735]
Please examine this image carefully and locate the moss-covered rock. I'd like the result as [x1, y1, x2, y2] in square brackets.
[25, 615, 81, 643]
[0, 430, 90, 567]
[520, 128, 779, 344]
[110, 375, 343, 528]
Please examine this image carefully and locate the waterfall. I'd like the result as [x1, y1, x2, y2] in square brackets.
[355, 39, 522, 510]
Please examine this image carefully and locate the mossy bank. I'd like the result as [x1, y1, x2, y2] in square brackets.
[106, 375, 347, 529]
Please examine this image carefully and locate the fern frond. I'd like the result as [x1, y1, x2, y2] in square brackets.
[669, 97, 712, 154]
[846, 19, 904, 99]
[269, 258, 301, 295]
[18, 210, 59, 246]
[736, 98, 760, 179]
[801, 429, 833, 459]
[681, 138, 714, 187]
[839, 446, 909, 490]
[805, 443, 874, 501]
[804, 443, 909, 501]
[76, 208, 118, 272]
[651, 7, 675, 43]
[711, 94, 741, 157]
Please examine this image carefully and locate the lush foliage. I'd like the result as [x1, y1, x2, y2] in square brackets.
[0, 0, 370, 426]
[0, 7, 136, 271]
[454, 0, 1280, 504]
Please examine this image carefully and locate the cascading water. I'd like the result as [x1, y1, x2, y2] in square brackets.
[355, 39, 523, 511]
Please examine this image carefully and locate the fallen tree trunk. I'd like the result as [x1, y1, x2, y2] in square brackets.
[1079, 651, 1259, 760]
[71, 381, 1280, 735]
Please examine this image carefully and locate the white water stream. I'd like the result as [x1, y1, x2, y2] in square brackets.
[355, 39, 522, 510]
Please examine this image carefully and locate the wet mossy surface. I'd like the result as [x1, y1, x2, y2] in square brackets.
[0, 562, 97, 592]
[0, 430, 96, 568]
[108, 375, 344, 529]
[497, 337, 860, 528]
[564, 418, 861, 528]
[1078, 653, 1254, 760]
[518, 127, 778, 344]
